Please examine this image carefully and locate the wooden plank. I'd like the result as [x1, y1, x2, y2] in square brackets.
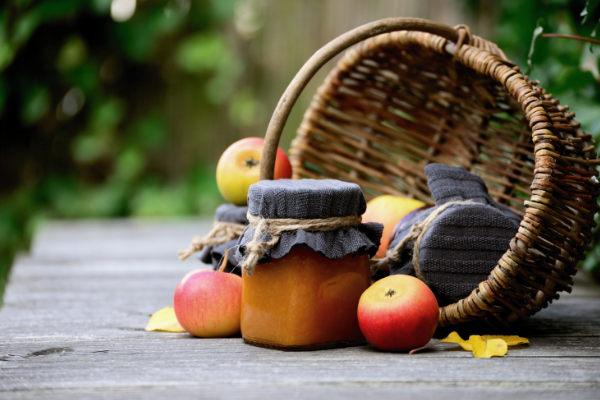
[2, 385, 600, 400]
[1, 219, 600, 399]
[30, 218, 213, 260]
[1, 343, 600, 395]
[2, 332, 600, 381]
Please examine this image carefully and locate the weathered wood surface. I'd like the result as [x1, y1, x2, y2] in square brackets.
[1, 219, 600, 399]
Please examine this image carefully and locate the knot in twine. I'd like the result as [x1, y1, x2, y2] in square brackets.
[241, 212, 362, 276]
[370, 200, 477, 282]
[178, 221, 247, 261]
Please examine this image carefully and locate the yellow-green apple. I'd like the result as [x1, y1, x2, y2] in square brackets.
[362, 195, 426, 258]
[357, 274, 438, 351]
[173, 269, 242, 337]
[216, 137, 292, 205]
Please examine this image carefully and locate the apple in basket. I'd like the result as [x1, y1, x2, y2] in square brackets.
[362, 195, 426, 259]
[173, 268, 242, 337]
[216, 137, 292, 205]
[357, 275, 439, 351]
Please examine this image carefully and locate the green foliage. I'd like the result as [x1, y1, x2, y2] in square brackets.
[130, 167, 221, 218]
[175, 31, 243, 103]
[56, 35, 87, 71]
[0, 0, 240, 305]
[494, 0, 600, 134]
[527, 19, 545, 74]
[0, 187, 43, 307]
[21, 85, 50, 125]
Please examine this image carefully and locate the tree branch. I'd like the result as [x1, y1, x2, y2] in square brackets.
[542, 33, 600, 45]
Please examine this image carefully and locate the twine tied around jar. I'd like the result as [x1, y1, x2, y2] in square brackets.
[369, 200, 477, 281]
[178, 221, 247, 261]
[241, 212, 362, 276]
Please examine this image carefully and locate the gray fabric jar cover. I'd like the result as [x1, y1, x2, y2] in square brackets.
[199, 204, 248, 274]
[234, 179, 383, 265]
[389, 164, 521, 307]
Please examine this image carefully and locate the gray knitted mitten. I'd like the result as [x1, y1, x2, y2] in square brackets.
[389, 164, 521, 306]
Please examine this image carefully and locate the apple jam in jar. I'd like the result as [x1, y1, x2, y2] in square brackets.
[235, 179, 383, 350]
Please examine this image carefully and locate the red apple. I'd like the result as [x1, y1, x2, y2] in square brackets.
[362, 195, 426, 258]
[173, 269, 242, 337]
[357, 274, 439, 351]
[216, 137, 292, 205]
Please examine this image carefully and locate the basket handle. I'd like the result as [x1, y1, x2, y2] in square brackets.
[260, 18, 462, 180]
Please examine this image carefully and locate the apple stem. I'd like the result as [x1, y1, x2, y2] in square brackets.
[409, 339, 443, 355]
[218, 249, 230, 273]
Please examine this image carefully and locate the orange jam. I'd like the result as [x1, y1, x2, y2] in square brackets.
[241, 244, 371, 350]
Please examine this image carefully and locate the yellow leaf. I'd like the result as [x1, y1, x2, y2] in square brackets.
[145, 306, 186, 333]
[470, 335, 488, 357]
[410, 331, 528, 355]
[440, 332, 528, 351]
[486, 339, 508, 357]
[470, 336, 508, 358]
[481, 335, 529, 346]
[440, 331, 472, 350]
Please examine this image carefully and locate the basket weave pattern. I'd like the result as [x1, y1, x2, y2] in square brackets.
[289, 27, 599, 328]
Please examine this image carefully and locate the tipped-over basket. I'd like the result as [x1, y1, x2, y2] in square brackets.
[257, 18, 599, 329]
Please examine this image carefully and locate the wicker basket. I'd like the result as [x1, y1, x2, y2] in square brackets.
[258, 18, 599, 329]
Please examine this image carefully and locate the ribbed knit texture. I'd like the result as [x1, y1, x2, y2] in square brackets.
[235, 179, 382, 264]
[389, 164, 521, 306]
[213, 203, 249, 224]
[247, 179, 367, 219]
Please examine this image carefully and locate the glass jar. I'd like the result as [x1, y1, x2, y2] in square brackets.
[241, 245, 371, 350]
[235, 178, 383, 350]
